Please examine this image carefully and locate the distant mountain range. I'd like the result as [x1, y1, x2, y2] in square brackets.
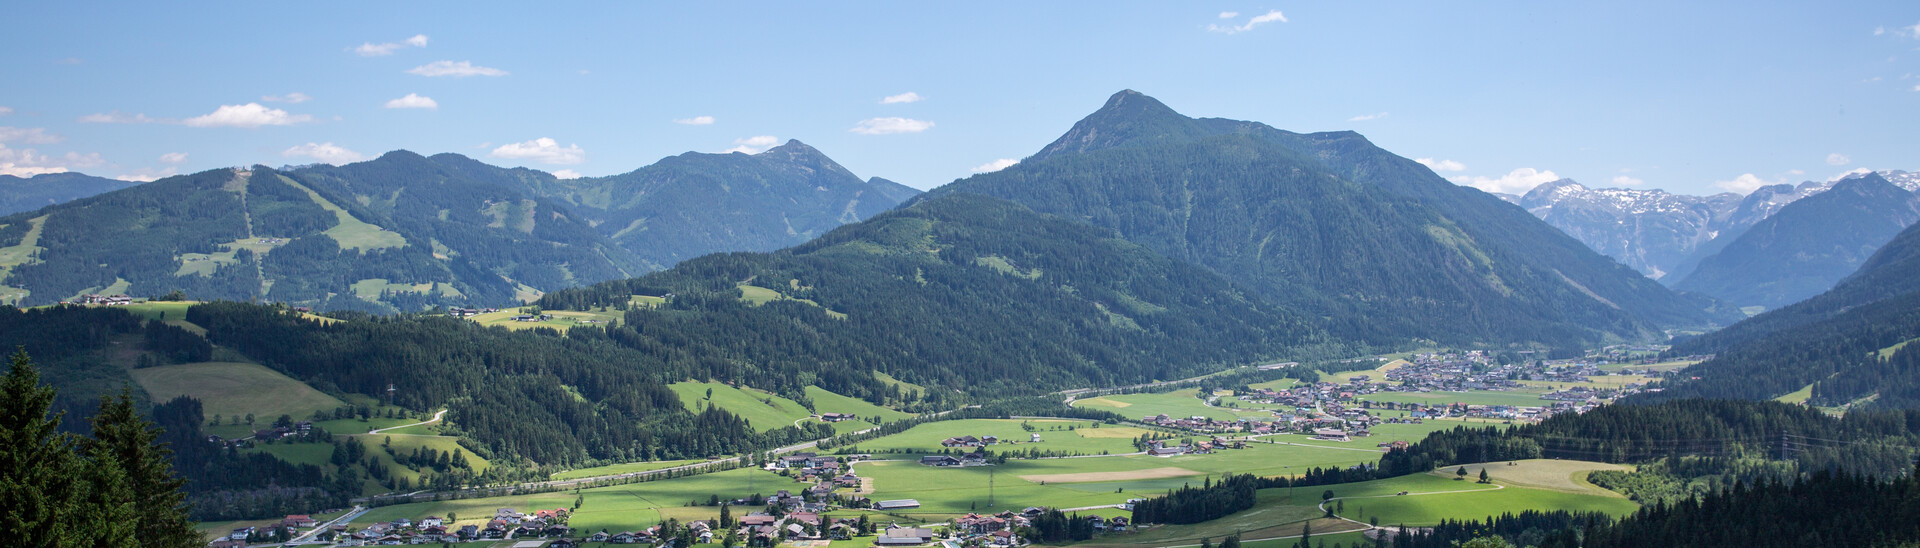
[0, 143, 915, 311]
[920, 90, 1731, 348]
[0, 172, 143, 216]
[515, 139, 918, 270]
[1509, 170, 1919, 282]
[1672, 174, 1920, 311]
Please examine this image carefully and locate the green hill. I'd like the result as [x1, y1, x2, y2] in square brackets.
[0, 152, 647, 312]
[538, 192, 1343, 395]
[1652, 218, 1920, 406]
[921, 90, 1731, 349]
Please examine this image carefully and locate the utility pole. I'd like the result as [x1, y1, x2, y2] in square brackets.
[988, 467, 996, 508]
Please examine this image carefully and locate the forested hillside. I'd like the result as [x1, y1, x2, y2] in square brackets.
[516, 140, 919, 269]
[1674, 173, 1920, 311]
[0, 171, 140, 215]
[922, 90, 1731, 348]
[1649, 219, 1920, 406]
[0, 153, 644, 312]
[539, 192, 1348, 391]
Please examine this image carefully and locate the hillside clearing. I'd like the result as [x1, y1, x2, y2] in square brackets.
[129, 361, 344, 423]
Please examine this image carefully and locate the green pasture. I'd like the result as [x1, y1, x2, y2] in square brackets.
[129, 361, 345, 425]
[468, 307, 625, 332]
[1073, 389, 1268, 422]
[351, 433, 492, 474]
[839, 418, 1145, 456]
[551, 459, 704, 481]
[278, 174, 407, 252]
[1359, 389, 1551, 409]
[670, 381, 813, 432]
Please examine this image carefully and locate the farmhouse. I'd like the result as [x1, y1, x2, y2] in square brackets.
[920, 455, 961, 467]
[821, 412, 855, 422]
[876, 499, 921, 510]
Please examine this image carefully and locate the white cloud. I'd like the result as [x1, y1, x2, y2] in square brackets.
[1219, 11, 1239, 18]
[184, 103, 313, 128]
[1875, 26, 1886, 36]
[1208, 9, 1287, 34]
[550, 169, 582, 179]
[77, 111, 161, 124]
[1347, 112, 1389, 122]
[850, 117, 934, 135]
[354, 34, 429, 57]
[1827, 153, 1852, 166]
[674, 116, 715, 125]
[114, 167, 178, 182]
[0, 143, 102, 177]
[971, 158, 1020, 173]
[1788, 169, 1805, 175]
[282, 142, 366, 165]
[1610, 175, 1645, 187]
[723, 136, 780, 154]
[159, 152, 188, 164]
[1414, 158, 1466, 172]
[1713, 173, 1773, 194]
[1448, 167, 1562, 194]
[384, 93, 439, 110]
[407, 60, 507, 77]
[0, 106, 12, 116]
[1912, 84, 1920, 92]
[1829, 167, 1873, 181]
[0, 127, 63, 145]
[1909, 21, 1920, 37]
[262, 92, 312, 103]
[881, 92, 924, 104]
[490, 138, 585, 164]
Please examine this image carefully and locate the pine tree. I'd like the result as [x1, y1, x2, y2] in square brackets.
[85, 388, 200, 547]
[1479, 469, 1491, 484]
[0, 348, 85, 547]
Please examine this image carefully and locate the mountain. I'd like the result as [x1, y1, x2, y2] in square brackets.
[0, 152, 646, 311]
[918, 90, 1731, 348]
[539, 192, 1345, 391]
[1515, 171, 1920, 282]
[515, 140, 920, 270]
[1672, 173, 1920, 311]
[1518, 180, 1743, 280]
[0, 171, 143, 215]
[1650, 218, 1920, 407]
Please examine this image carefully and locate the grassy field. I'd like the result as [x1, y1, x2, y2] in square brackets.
[351, 433, 493, 474]
[277, 174, 407, 252]
[802, 385, 914, 433]
[1322, 359, 1408, 384]
[1271, 420, 1463, 449]
[1357, 480, 1637, 526]
[671, 381, 813, 432]
[0, 214, 48, 304]
[839, 418, 1148, 456]
[1880, 337, 1919, 360]
[1777, 383, 1816, 404]
[737, 283, 846, 319]
[1442, 459, 1630, 496]
[350, 278, 464, 300]
[1598, 360, 1697, 373]
[317, 415, 420, 435]
[358, 466, 793, 531]
[1073, 389, 1273, 422]
[468, 307, 625, 332]
[129, 361, 345, 424]
[873, 371, 925, 400]
[551, 459, 704, 481]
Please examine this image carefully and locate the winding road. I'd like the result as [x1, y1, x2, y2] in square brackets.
[368, 409, 448, 435]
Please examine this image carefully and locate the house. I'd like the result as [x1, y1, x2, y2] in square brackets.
[821, 412, 855, 422]
[419, 516, 443, 528]
[281, 514, 318, 528]
[229, 526, 255, 540]
[1030, 433, 1042, 442]
[1147, 446, 1184, 457]
[787, 512, 823, 527]
[875, 499, 921, 510]
[610, 531, 639, 543]
[920, 455, 961, 467]
[741, 513, 779, 527]
[588, 531, 611, 542]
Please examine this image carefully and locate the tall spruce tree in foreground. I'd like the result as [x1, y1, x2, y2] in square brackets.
[0, 349, 198, 548]
[86, 388, 200, 546]
[0, 347, 86, 547]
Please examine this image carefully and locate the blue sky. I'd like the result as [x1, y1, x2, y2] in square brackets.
[2, 2, 1916, 195]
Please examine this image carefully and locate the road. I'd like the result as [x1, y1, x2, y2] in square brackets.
[368, 409, 447, 435]
[1054, 361, 1299, 397]
[283, 505, 366, 545]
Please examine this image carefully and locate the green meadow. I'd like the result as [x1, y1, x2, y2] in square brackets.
[129, 361, 345, 427]
[838, 418, 1147, 456]
[669, 381, 814, 432]
[1072, 388, 1275, 422]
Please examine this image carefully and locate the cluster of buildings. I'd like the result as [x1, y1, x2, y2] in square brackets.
[1143, 437, 1245, 456]
[204, 420, 315, 450]
[310, 508, 573, 546]
[444, 307, 498, 317]
[70, 294, 134, 306]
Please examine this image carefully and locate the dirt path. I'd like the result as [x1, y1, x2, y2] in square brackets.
[368, 409, 447, 434]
